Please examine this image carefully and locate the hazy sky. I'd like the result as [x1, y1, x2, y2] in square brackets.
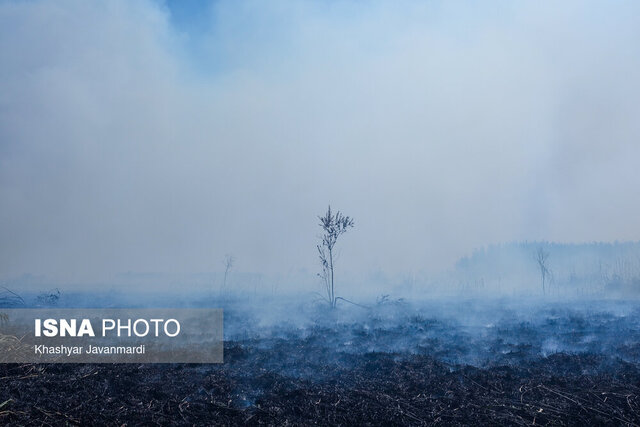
[1, 0, 639, 282]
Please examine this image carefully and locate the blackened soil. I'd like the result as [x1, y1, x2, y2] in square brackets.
[1, 344, 640, 426]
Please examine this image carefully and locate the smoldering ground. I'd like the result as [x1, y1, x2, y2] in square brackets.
[4, 238, 640, 423]
[2, 0, 640, 424]
[3, 294, 640, 425]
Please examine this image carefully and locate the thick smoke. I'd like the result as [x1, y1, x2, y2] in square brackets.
[1, 0, 639, 288]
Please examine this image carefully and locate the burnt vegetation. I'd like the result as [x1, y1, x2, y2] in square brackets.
[3, 239, 640, 425]
[1, 352, 640, 426]
[2, 298, 640, 425]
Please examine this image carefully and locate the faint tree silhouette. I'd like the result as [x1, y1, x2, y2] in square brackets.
[221, 254, 235, 294]
[535, 247, 550, 295]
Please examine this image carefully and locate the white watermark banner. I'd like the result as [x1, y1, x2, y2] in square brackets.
[0, 309, 223, 363]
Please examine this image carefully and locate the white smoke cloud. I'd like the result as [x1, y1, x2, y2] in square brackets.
[1, 0, 639, 283]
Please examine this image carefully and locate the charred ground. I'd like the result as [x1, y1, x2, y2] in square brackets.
[1, 298, 640, 425]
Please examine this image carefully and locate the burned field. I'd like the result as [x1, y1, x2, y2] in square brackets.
[2, 298, 640, 425]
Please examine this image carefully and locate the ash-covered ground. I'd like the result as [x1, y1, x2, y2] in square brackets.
[2, 296, 640, 425]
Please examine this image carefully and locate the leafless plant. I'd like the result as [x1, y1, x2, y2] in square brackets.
[535, 247, 550, 295]
[0, 287, 25, 308]
[317, 205, 354, 308]
[222, 254, 235, 293]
